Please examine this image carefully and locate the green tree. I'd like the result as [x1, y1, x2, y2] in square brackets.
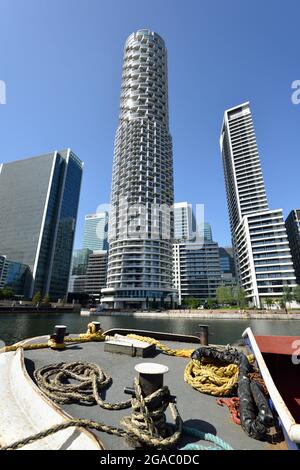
[1, 287, 14, 299]
[42, 294, 51, 306]
[233, 287, 247, 309]
[206, 298, 214, 309]
[216, 285, 234, 306]
[32, 291, 42, 306]
[281, 285, 293, 314]
[182, 297, 200, 309]
[293, 285, 300, 305]
[264, 297, 274, 310]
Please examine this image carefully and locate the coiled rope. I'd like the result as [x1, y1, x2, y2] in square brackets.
[34, 361, 131, 410]
[184, 358, 239, 396]
[1, 361, 182, 450]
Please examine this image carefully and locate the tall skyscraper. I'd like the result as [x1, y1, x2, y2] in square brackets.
[285, 210, 300, 284]
[101, 29, 175, 309]
[0, 149, 83, 299]
[174, 202, 194, 241]
[203, 223, 213, 242]
[220, 103, 296, 307]
[83, 213, 109, 251]
[174, 202, 212, 242]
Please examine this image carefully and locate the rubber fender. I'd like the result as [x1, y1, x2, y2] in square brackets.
[192, 346, 250, 371]
[238, 375, 268, 440]
[250, 380, 274, 427]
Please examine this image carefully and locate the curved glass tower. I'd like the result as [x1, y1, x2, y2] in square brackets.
[101, 29, 175, 309]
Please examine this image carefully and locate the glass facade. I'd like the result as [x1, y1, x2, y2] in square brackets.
[70, 249, 93, 276]
[48, 152, 83, 299]
[0, 150, 83, 299]
[83, 213, 109, 251]
[0, 255, 30, 294]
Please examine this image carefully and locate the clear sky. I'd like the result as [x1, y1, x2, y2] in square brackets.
[0, 0, 299, 248]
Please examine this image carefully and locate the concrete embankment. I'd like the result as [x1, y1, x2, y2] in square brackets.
[95, 309, 300, 320]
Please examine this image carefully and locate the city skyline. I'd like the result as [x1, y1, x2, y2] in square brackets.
[0, 0, 299, 250]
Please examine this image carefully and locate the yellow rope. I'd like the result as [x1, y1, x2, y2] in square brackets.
[0, 323, 105, 353]
[78, 322, 105, 342]
[47, 338, 66, 350]
[127, 334, 194, 358]
[126, 335, 255, 398]
[184, 354, 255, 397]
[184, 358, 239, 396]
[0, 342, 50, 353]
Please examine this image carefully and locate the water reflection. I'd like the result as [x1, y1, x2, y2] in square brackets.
[1, 313, 300, 346]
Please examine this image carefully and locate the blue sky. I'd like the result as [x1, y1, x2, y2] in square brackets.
[0, 0, 299, 248]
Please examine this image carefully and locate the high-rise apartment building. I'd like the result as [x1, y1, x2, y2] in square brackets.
[101, 29, 175, 309]
[83, 213, 109, 251]
[0, 149, 83, 299]
[174, 202, 194, 241]
[285, 210, 300, 284]
[220, 103, 296, 306]
[173, 242, 221, 304]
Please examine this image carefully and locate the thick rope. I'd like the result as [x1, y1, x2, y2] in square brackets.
[1, 361, 182, 450]
[184, 358, 239, 396]
[78, 322, 105, 342]
[34, 361, 131, 410]
[0, 323, 105, 353]
[180, 425, 233, 450]
[127, 334, 194, 358]
[1, 342, 52, 353]
[184, 351, 255, 397]
[120, 377, 182, 448]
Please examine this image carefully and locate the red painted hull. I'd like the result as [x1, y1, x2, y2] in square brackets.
[255, 336, 300, 423]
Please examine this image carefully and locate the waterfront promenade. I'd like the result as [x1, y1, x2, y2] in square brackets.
[89, 309, 300, 320]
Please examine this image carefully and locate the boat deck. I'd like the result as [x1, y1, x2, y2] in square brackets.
[22, 332, 284, 450]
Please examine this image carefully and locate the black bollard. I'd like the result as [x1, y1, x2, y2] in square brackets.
[135, 363, 169, 396]
[50, 324, 69, 345]
[91, 321, 101, 332]
[198, 324, 209, 346]
[123, 363, 174, 446]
